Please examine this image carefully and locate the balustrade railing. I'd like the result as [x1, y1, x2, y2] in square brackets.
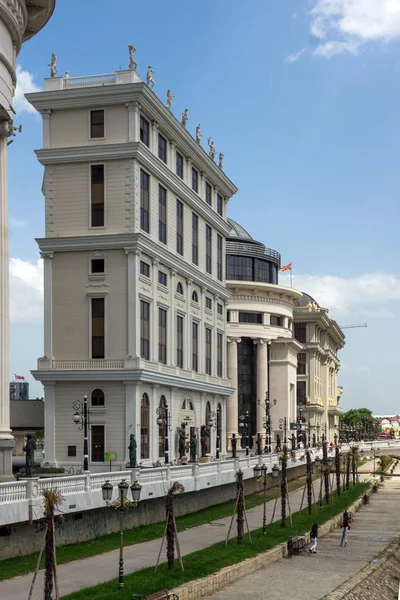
[37, 475, 87, 496]
[52, 359, 124, 370]
[65, 73, 116, 88]
[0, 480, 27, 503]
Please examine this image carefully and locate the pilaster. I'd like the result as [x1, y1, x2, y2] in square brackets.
[254, 338, 268, 436]
[170, 270, 176, 367]
[126, 249, 140, 358]
[227, 337, 241, 439]
[199, 287, 206, 373]
[126, 101, 140, 142]
[43, 383, 57, 466]
[40, 110, 52, 149]
[152, 259, 159, 363]
[41, 251, 53, 359]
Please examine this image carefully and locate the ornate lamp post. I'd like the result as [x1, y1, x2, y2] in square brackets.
[208, 409, 220, 459]
[239, 411, 250, 456]
[102, 479, 142, 589]
[254, 463, 279, 535]
[156, 404, 172, 464]
[258, 392, 271, 454]
[72, 395, 91, 472]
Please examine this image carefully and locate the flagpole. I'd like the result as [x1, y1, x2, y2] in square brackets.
[290, 261, 293, 288]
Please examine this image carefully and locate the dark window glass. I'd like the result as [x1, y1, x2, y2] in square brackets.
[205, 182, 212, 206]
[226, 255, 252, 281]
[237, 337, 257, 442]
[68, 446, 77, 457]
[91, 165, 104, 227]
[205, 297, 212, 310]
[141, 394, 150, 459]
[217, 193, 223, 216]
[192, 290, 198, 303]
[90, 258, 105, 274]
[140, 300, 150, 360]
[140, 116, 150, 146]
[176, 200, 184, 255]
[192, 168, 198, 193]
[159, 185, 167, 244]
[192, 213, 198, 265]
[158, 134, 167, 163]
[206, 225, 212, 274]
[176, 282, 184, 295]
[297, 381, 307, 406]
[217, 303, 223, 315]
[217, 235, 223, 281]
[297, 353, 307, 375]
[91, 389, 105, 406]
[294, 323, 307, 343]
[140, 170, 150, 233]
[205, 327, 212, 375]
[159, 308, 167, 364]
[239, 312, 262, 324]
[91, 425, 105, 462]
[91, 298, 105, 359]
[140, 261, 150, 277]
[217, 333, 223, 377]
[254, 259, 270, 283]
[270, 315, 282, 326]
[176, 152, 184, 179]
[227, 311, 230, 322]
[158, 271, 167, 286]
[177, 315, 183, 368]
[192, 322, 198, 372]
[90, 110, 104, 138]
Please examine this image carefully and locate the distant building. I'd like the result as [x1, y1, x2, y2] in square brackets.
[9, 381, 30, 400]
[10, 399, 44, 456]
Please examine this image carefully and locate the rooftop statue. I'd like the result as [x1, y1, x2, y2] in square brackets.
[218, 153, 224, 169]
[207, 137, 216, 160]
[48, 53, 57, 78]
[196, 124, 202, 144]
[167, 89, 174, 110]
[181, 108, 188, 127]
[146, 65, 155, 89]
[128, 44, 137, 71]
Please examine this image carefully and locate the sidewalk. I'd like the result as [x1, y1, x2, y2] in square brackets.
[0, 460, 375, 599]
[209, 463, 400, 600]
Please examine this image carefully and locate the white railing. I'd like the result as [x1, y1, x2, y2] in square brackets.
[65, 73, 116, 88]
[90, 471, 131, 491]
[52, 359, 124, 370]
[37, 475, 87, 496]
[0, 480, 27, 503]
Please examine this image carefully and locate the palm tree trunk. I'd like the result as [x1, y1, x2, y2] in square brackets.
[323, 441, 330, 504]
[346, 452, 351, 491]
[306, 450, 312, 515]
[236, 469, 244, 544]
[281, 445, 287, 527]
[44, 510, 54, 600]
[166, 489, 175, 570]
[335, 445, 341, 496]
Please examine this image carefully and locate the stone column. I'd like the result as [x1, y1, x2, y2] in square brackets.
[185, 279, 193, 370]
[170, 270, 176, 366]
[126, 101, 140, 142]
[199, 287, 206, 373]
[126, 249, 140, 358]
[41, 252, 53, 360]
[169, 141, 176, 171]
[41, 109, 52, 148]
[151, 120, 159, 154]
[227, 337, 241, 443]
[0, 122, 14, 479]
[43, 383, 57, 467]
[255, 339, 268, 438]
[152, 260, 159, 363]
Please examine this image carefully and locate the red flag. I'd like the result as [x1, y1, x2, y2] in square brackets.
[14, 375, 25, 381]
[280, 263, 292, 272]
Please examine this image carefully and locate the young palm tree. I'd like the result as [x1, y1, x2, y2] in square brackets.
[281, 445, 288, 527]
[335, 444, 341, 497]
[346, 451, 351, 491]
[236, 469, 245, 543]
[322, 441, 330, 504]
[166, 482, 184, 570]
[306, 449, 313, 515]
[43, 488, 63, 600]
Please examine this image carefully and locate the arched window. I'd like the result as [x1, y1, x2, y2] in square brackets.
[192, 290, 198, 303]
[176, 282, 184, 295]
[158, 395, 167, 459]
[181, 397, 194, 410]
[91, 389, 105, 406]
[141, 393, 150, 459]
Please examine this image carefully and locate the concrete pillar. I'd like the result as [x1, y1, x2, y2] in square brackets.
[41, 252, 53, 359]
[227, 337, 241, 442]
[255, 339, 268, 436]
[126, 101, 140, 142]
[43, 383, 56, 467]
[126, 249, 140, 358]
[0, 123, 14, 479]
[41, 109, 52, 148]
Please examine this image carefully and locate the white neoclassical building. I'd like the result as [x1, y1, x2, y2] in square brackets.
[0, 0, 55, 479]
[28, 61, 237, 470]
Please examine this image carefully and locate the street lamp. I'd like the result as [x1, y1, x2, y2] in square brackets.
[253, 463, 279, 535]
[101, 478, 142, 589]
[72, 396, 90, 472]
[258, 392, 271, 454]
[208, 409, 220, 459]
[156, 404, 173, 464]
[239, 411, 250, 456]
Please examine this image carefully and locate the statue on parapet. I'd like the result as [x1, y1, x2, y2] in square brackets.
[231, 433, 237, 458]
[128, 434, 137, 467]
[128, 44, 137, 71]
[190, 433, 198, 462]
[178, 423, 186, 458]
[181, 108, 188, 127]
[207, 137, 216, 160]
[200, 425, 209, 457]
[146, 65, 155, 89]
[218, 153, 224, 169]
[166, 89, 174, 110]
[196, 124, 202, 144]
[48, 53, 57, 78]
[23, 433, 36, 477]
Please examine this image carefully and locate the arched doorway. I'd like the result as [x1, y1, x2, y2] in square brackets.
[141, 393, 150, 459]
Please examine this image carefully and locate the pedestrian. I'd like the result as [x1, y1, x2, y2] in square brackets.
[309, 523, 319, 554]
[340, 509, 350, 547]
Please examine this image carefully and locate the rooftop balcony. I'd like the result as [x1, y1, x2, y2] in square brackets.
[44, 69, 140, 92]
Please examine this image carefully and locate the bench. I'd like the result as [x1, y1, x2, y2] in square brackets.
[133, 591, 179, 600]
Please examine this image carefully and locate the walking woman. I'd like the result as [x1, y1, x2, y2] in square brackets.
[340, 509, 350, 547]
[309, 523, 319, 554]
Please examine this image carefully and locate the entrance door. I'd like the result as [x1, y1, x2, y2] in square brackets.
[91, 425, 105, 462]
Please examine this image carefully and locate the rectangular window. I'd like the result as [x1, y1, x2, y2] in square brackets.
[217, 193, 223, 216]
[206, 225, 212, 274]
[91, 298, 105, 359]
[91, 425, 105, 462]
[217, 234, 223, 281]
[158, 185, 167, 244]
[140, 300, 150, 360]
[297, 353, 307, 375]
[68, 445, 77, 457]
[140, 261, 150, 278]
[90, 258, 105, 274]
[176, 200, 184, 256]
[239, 312, 262, 324]
[205, 182, 212, 206]
[177, 315, 183, 368]
[90, 165, 104, 228]
[140, 116, 150, 147]
[205, 297, 212, 310]
[158, 134, 167, 163]
[158, 271, 167, 286]
[90, 109, 104, 139]
[297, 381, 307, 407]
[192, 213, 198, 265]
[192, 322, 198, 372]
[159, 308, 167, 364]
[217, 333, 223, 377]
[192, 168, 198, 193]
[217, 303, 223, 316]
[294, 322, 307, 343]
[176, 152, 184, 179]
[205, 327, 212, 375]
[270, 315, 282, 326]
[140, 170, 150, 233]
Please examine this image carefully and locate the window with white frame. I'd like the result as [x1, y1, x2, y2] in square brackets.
[90, 109, 105, 139]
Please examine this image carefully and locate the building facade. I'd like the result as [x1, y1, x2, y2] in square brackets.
[293, 294, 345, 444]
[0, 0, 55, 479]
[28, 66, 237, 470]
[225, 220, 303, 449]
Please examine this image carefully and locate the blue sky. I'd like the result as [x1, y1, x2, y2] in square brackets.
[8, 0, 400, 413]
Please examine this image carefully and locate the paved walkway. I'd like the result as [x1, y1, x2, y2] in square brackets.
[210, 464, 400, 600]
[0, 461, 375, 599]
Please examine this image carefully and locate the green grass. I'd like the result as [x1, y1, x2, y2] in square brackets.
[0, 473, 314, 581]
[62, 482, 369, 600]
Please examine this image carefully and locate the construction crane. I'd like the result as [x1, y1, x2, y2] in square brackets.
[339, 323, 367, 329]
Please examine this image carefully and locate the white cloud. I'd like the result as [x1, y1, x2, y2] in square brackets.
[286, 48, 306, 63]
[13, 65, 41, 115]
[309, 0, 400, 57]
[9, 258, 43, 323]
[280, 272, 400, 316]
[9, 216, 28, 229]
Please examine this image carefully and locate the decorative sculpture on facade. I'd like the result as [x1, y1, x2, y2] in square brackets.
[64, 70, 69, 79]
[48, 53, 57, 78]
[231, 433, 237, 458]
[23, 433, 36, 477]
[128, 434, 137, 467]
[200, 425, 209, 457]
[166, 89, 174, 110]
[196, 124, 202, 144]
[190, 433, 197, 462]
[146, 65, 155, 89]
[181, 108, 188, 127]
[207, 137, 216, 160]
[178, 423, 186, 458]
[218, 153, 224, 169]
[128, 44, 137, 71]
